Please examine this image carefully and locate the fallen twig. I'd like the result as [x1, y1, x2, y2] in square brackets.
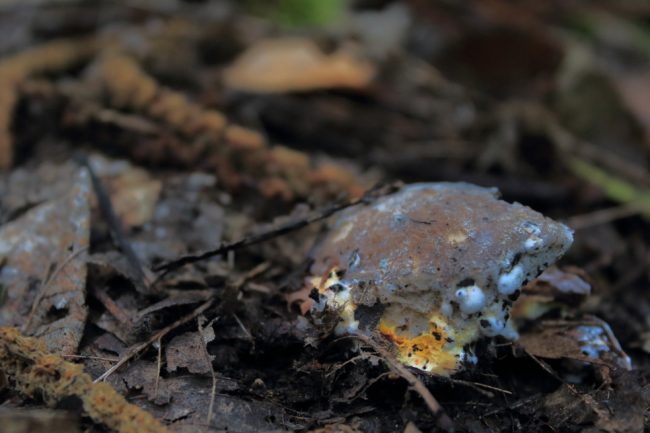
[445, 377, 513, 398]
[154, 183, 400, 277]
[75, 153, 150, 293]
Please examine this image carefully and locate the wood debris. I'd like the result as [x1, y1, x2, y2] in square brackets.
[0, 326, 174, 433]
[89, 53, 366, 200]
[0, 37, 98, 168]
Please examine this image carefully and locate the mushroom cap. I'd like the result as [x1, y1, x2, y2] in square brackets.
[311, 183, 573, 314]
[309, 183, 574, 374]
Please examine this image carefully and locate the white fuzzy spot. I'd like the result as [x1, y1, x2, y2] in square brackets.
[478, 308, 519, 339]
[498, 264, 524, 295]
[524, 236, 543, 252]
[454, 285, 486, 314]
[311, 299, 327, 313]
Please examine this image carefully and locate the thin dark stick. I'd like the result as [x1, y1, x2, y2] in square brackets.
[74, 153, 149, 292]
[154, 183, 399, 277]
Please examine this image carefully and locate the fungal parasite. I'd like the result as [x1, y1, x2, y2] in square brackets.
[308, 183, 573, 375]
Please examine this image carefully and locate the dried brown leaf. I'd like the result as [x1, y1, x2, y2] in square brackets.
[165, 330, 214, 375]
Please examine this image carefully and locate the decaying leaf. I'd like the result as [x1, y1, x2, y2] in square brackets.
[534, 266, 591, 299]
[114, 369, 305, 433]
[518, 316, 632, 371]
[110, 358, 240, 407]
[114, 360, 172, 406]
[88, 251, 149, 295]
[0, 168, 90, 355]
[223, 38, 375, 93]
[130, 173, 225, 264]
[165, 330, 215, 375]
[541, 373, 649, 433]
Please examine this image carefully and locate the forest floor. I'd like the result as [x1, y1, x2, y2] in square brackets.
[0, 1, 649, 432]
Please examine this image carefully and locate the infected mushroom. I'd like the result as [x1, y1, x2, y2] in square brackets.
[308, 183, 573, 375]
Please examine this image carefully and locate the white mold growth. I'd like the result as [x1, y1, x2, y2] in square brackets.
[497, 264, 525, 295]
[524, 236, 544, 252]
[455, 285, 486, 314]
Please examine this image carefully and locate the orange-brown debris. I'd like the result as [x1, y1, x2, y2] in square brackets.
[0, 327, 173, 433]
[223, 38, 375, 93]
[0, 37, 98, 168]
[93, 53, 254, 151]
[91, 53, 366, 200]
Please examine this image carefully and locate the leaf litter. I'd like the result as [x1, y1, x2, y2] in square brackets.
[0, 167, 90, 355]
[0, 2, 649, 433]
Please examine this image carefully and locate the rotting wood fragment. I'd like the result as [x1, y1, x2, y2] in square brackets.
[0, 37, 99, 168]
[0, 326, 174, 433]
[87, 53, 366, 200]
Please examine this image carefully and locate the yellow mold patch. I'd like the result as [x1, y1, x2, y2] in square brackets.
[378, 320, 459, 375]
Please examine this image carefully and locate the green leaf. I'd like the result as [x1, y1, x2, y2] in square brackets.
[246, 0, 347, 29]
